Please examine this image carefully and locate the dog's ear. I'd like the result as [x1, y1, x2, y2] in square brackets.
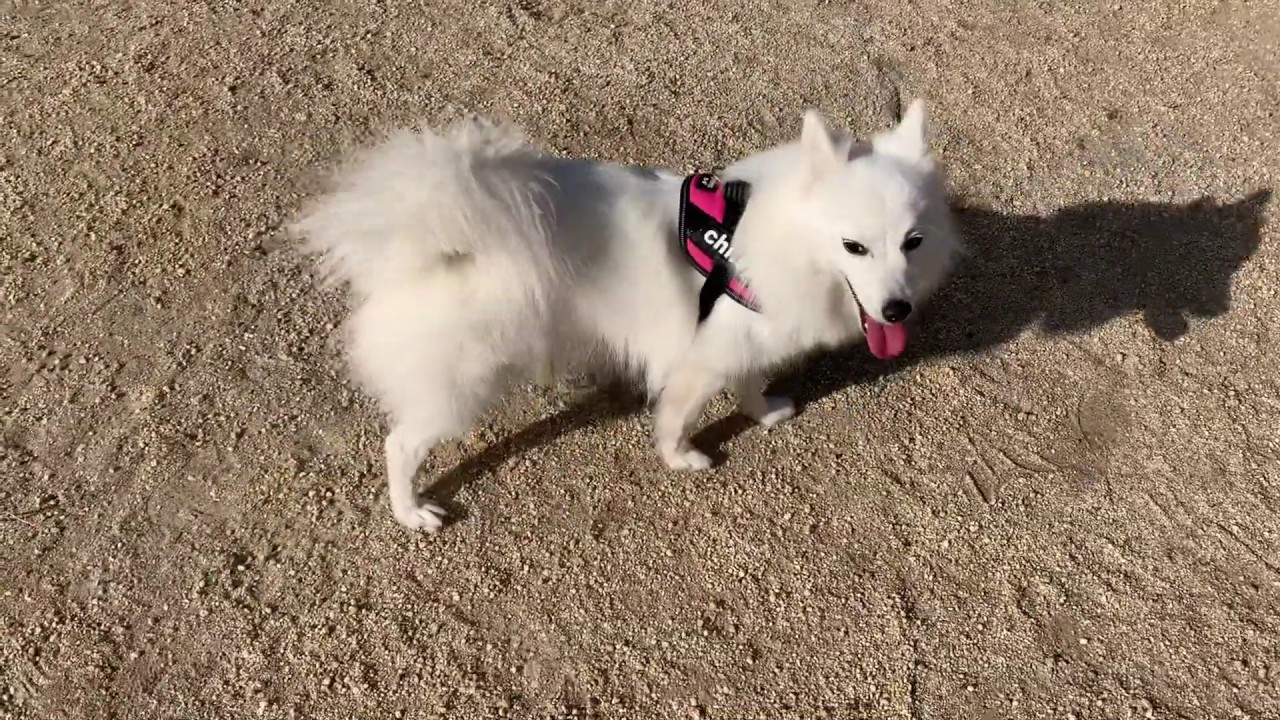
[873, 98, 930, 163]
[800, 109, 842, 176]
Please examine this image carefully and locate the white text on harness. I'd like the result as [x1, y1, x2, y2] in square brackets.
[703, 229, 735, 259]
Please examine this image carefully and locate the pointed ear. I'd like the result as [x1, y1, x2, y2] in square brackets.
[800, 109, 841, 176]
[872, 98, 930, 162]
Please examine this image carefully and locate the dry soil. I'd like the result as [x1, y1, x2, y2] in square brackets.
[2, 1, 1279, 718]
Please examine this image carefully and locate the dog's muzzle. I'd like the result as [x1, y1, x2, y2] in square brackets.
[845, 277, 909, 360]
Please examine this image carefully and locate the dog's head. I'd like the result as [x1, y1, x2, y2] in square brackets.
[793, 100, 961, 359]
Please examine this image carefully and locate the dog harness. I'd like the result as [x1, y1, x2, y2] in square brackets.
[677, 173, 760, 323]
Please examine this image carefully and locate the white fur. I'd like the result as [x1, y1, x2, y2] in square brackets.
[292, 101, 960, 531]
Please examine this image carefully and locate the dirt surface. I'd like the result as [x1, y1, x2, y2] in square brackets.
[2, 0, 1279, 718]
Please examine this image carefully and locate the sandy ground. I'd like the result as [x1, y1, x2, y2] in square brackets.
[2, 0, 1279, 718]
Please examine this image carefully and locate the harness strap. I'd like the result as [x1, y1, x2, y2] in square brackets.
[677, 173, 760, 323]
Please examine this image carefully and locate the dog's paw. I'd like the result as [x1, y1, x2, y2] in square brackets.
[660, 444, 713, 471]
[747, 395, 795, 428]
[393, 501, 446, 533]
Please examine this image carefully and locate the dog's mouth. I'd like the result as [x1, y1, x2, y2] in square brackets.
[846, 279, 909, 360]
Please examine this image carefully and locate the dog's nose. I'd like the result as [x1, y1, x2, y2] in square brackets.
[881, 299, 913, 324]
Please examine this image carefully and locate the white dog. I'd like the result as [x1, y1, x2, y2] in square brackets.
[292, 100, 960, 531]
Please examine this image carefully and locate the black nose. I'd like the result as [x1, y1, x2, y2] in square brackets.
[881, 299, 913, 324]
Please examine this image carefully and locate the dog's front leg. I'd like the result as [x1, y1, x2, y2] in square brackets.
[733, 373, 796, 428]
[653, 362, 723, 471]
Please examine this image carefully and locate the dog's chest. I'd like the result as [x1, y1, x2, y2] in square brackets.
[745, 285, 864, 360]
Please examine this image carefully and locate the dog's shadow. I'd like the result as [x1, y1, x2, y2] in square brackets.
[427, 382, 648, 524]
[426, 189, 1272, 513]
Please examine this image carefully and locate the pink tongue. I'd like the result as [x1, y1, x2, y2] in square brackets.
[863, 314, 909, 359]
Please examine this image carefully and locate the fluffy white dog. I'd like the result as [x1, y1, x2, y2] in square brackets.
[293, 100, 960, 531]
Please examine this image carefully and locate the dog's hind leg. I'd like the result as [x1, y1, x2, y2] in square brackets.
[385, 422, 452, 532]
[348, 283, 529, 530]
[652, 362, 724, 471]
[733, 373, 795, 428]
[379, 365, 509, 532]
[381, 371, 508, 532]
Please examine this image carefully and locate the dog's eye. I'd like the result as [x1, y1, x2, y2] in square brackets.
[902, 231, 924, 252]
[842, 239, 869, 256]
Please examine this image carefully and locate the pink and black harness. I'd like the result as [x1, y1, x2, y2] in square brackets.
[677, 173, 761, 324]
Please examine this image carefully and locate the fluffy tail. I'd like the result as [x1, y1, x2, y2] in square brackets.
[291, 117, 560, 303]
